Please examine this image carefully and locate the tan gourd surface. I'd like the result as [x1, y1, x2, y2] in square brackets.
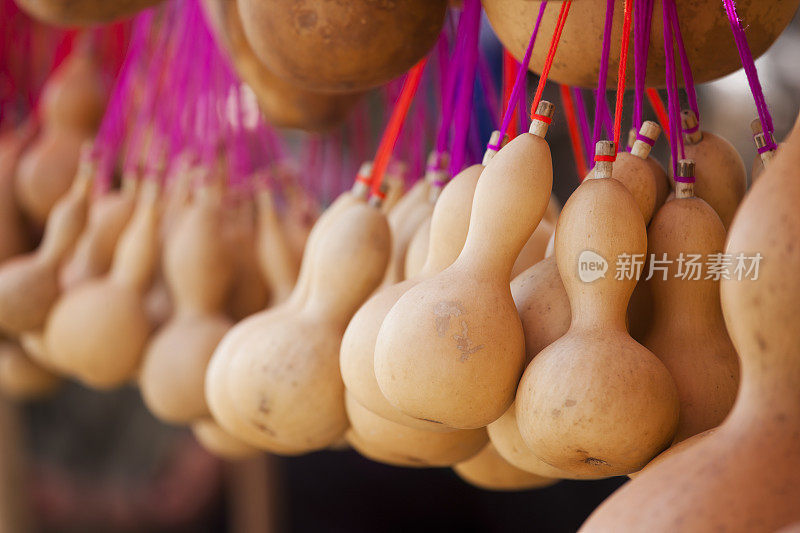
[403, 215, 431, 280]
[580, 116, 800, 533]
[0, 341, 60, 401]
[44, 180, 161, 389]
[237, 0, 447, 93]
[453, 443, 557, 492]
[543, 195, 561, 225]
[678, 112, 747, 229]
[642, 192, 739, 444]
[341, 164, 484, 432]
[516, 175, 679, 477]
[202, 0, 361, 131]
[256, 187, 299, 305]
[375, 123, 553, 430]
[483, 0, 799, 88]
[381, 173, 406, 214]
[511, 219, 554, 279]
[192, 418, 259, 460]
[382, 178, 435, 285]
[38, 49, 106, 132]
[140, 187, 234, 424]
[205, 189, 365, 450]
[224, 196, 270, 320]
[15, 129, 89, 226]
[345, 393, 487, 467]
[14, 0, 164, 25]
[0, 130, 33, 262]
[60, 180, 138, 291]
[222, 201, 390, 452]
[0, 165, 93, 335]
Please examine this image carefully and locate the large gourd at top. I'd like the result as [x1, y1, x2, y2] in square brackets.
[13, 0, 164, 25]
[235, 0, 448, 93]
[374, 102, 555, 430]
[483, 0, 799, 88]
[580, 112, 800, 533]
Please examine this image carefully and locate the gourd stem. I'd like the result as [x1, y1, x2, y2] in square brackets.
[675, 159, 696, 199]
[630, 120, 661, 159]
[482, 130, 508, 166]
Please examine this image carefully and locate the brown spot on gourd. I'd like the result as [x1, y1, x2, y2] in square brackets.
[585, 457, 608, 467]
[565, 399, 577, 407]
[551, 409, 562, 418]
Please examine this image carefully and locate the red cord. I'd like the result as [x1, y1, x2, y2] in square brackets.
[611, 0, 634, 154]
[369, 58, 428, 195]
[646, 88, 670, 137]
[531, 0, 572, 119]
[502, 50, 519, 139]
[559, 84, 588, 178]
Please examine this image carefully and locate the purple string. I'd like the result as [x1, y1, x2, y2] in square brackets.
[572, 88, 593, 164]
[489, 0, 547, 150]
[477, 52, 500, 130]
[665, 0, 699, 127]
[722, 0, 777, 151]
[434, 5, 471, 159]
[662, 0, 682, 176]
[632, 0, 654, 132]
[592, 0, 615, 148]
[448, 0, 481, 177]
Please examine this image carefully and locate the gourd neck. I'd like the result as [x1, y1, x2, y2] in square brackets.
[37, 162, 94, 265]
[109, 180, 160, 291]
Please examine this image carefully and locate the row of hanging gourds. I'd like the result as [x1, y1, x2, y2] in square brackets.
[11, 0, 798, 132]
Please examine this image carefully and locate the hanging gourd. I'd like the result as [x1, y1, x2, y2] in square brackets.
[139, 185, 234, 424]
[224, 195, 270, 320]
[0, 156, 94, 336]
[676, 110, 747, 229]
[206, 182, 370, 451]
[341, 157, 486, 432]
[255, 185, 299, 305]
[403, 216, 432, 281]
[454, 443, 557, 491]
[515, 141, 679, 478]
[641, 160, 739, 444]
[510, 219, 554, 279]
[201, 0, 362, 131]
[192, 419, 259, 460]
[483, 0, 800, 88]
[580, 112, 800, 533]
[0, 341, 60, 401]
[15, 49, 106, 225]
[60, 177, 139, 291]
[235, 0, 448, 93]
[0, 128, 34, 263]
[345, 393, 488, 467]
[374, 102, 555, 430]
[13, 0, 164, 25]
[44, 178, 162, 389]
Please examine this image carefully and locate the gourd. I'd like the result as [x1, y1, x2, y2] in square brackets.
[374, 102, 555, 429]
[225, 196, 270, 320]
[516, 141, 679, 477]
[237, 0, 448, 93]
[60, 177, 138, 291]
[220, 200, 390, 452]
[345, 393, 487, 467]
[641, 160, 739, 444]
[0, 341, 60, 401]
[139, 186, 234, 424]
[454, 443, 556, 491]
[44, 179, 162, 389]
[206, 183, 369, 450]
[341, 143, 496, 431]
[256, 186, 299, 305]
[580, 111, 800, 533]
[15, 51, 106, 225]
[678, 110, 747, 229]
[510, 219, 554, 279]
[201, 0, 361, 131]
[627, 128, 670, 208]
[0, 128, 34, 262]
[403, 216, 432, 281]
[13, 0, 164, 25]
[483, 0, 800, 88]
[192, 419, 259, 460]
[0, 159, 93, 336]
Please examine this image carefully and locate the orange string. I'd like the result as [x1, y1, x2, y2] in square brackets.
[646, 88, 670, 138]
[559, 84, 588, 178]
[502, 50, 520, 139]
[369, 58, 428, 195]
[530, 0, 572, 119]
[612, 0, 634, 155]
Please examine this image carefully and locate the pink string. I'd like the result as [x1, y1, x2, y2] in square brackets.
[592, 0, 615, 148]
[665, 0, 699, 130]
[722, 0, 777, 151]
[572, 88, 592, 164]
[632, 0, 654, 133]
[448, 0, 481, 177]
[662, 0, 682, 176]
